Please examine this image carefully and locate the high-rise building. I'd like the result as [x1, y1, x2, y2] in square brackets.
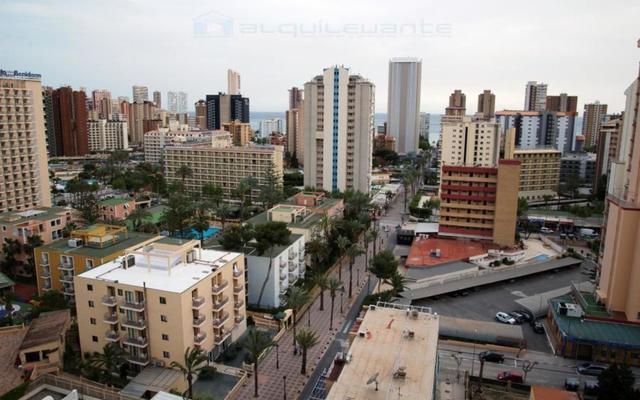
[132, 85, 148, 103]
[75, 236, 247, 368]
[524, 81, 547, 111]
[51, 87, 89, 156]
[228, 69, 241, 95]
[546, 93, 578, 113]
[42, 86, 57, 156]
[128, 102, 145, 144]
[195, 100, 206, 129]
[168, 91, 188, 113]
[439, 116, 500, 167]
[302, 66, 374, 193]
[205, 93, 250, 130]
[419, 112, 430, 139]
[222, 120, 253, 146]
[153, 90, 161, 108]
[594, 114, 623, 192]
[91, 89, 111, 119]
[286, 87, 304, 165]
[582, 101, 608, 147]
[0, 71, 52, 211]
[496, 110, 577, 154]
[597, 67, 640, 322]
[144, 130, 221, 163]
[439, 160, 521, 246]
[87, 119, 129, 151]
[444, 89, 466, 118]
[259, 118, 282, 138]
[387, 58, 422, 154]
[559, 152, 597, 185]
[477, 90, 496, 119]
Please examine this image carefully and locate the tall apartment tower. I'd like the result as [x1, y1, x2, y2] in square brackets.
[302, 66, 374, 193]
[477, 90, 496, 119]
[524, 81, 547, 111]
[195, 100, 207, 129]
[228, 69, 241, 95]
[445, 90, 466, 117]
[205, 93, 250, 130]
[596, 65, 640, 322]
[0, 71, 52, 211]
[546, 93, 578, 113]
[51, 87, 89, 156]
[594, 114, 623, 192]
[42, 86, 57, 156]
[387, 58, 422, 154]
[153, 91, 161, 108]
[582, 101, 608, 147]
[440, 116, 500, 167]
[419, 112, 430, 138]
[132, 85, 148, 103]
[286, 87, 304, 164]
[168, 91, 188, 113]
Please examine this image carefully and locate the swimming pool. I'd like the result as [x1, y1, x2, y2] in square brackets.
[531, 254, 550, 262]
[178, 227, 221, 240]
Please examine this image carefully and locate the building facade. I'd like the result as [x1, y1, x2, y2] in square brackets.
[286, 87, 304, 165]
[477, 90, 495, 119]
[439, 116, 500, 167]
[143, 130, 219, 163]
[524, 81, 547, 111]
[302, 66, 374, 193]
[0, 71, 52, 211]
[496, 110, 577, 154]
[153, 91, 161, 109]
[87, 119, 129, 151]
[582, 101, 608, 148]
[228, 69, 241, 95]
[259, 118, 282, 139]
[559, 152, 596, 185]
[444, 89, 466, 120]
[132, 86, 148, 103]
[168, 91, 188, 113]
[75, 237, 247, 370]
[419, 112, 430, 138]
[51, 87, 89, 157]
[222, 120, 253, 146]
[205, 93, 250, 130]
[594, 115, 623, 192]
[546, 93, 578, 113]
[98, 197, 136, 221]
[387, 58, 422, 154]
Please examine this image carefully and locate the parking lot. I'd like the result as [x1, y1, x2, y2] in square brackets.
[414, 261, 590, 352]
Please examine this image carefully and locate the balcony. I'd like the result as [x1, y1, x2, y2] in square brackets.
[123, 335, 148, 348]
[234, 300, 244, 310]
[59, 274, 73, 283]
[193, 314, 206, 327]
[105, 331, 120, 342]
[212, 280, 229, 294]
[127, 353, 150, 366]
[288, 262, 297, 272]
[288, 251, 297, 260]
[212, 312, 230, 328]
[233, 268, 243, 278]
[192, 296, 205, 309]
[59, 263, 74, 271]
[120, 300, 145, 311]
[61, 285, 75, 295]
[280, 260, 287, 269]
[215, 331, 231, 345]
[233, 284, 243, 294]
[41, 270, 51, 279]
[101, 295, 117, 306]
[212, 296, 229, 311]
[121, 319, 146, 330]
[289, 272, 296, 282]
[194, 332, 207, 345]
[235, 315, 245, 324]
[103, 313, 118, 324]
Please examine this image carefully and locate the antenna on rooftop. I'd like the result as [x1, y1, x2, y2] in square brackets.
[367, 372, 379, 391]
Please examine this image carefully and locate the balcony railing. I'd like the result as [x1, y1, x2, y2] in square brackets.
[234, 300, 244, 309]
[101, 295, 117, 306]
[194, 332, 207, 344]
[289, 272, 296, 282]
[212, 296, 229, 310]
[233, 284, 243, 294]
[59, 263, 74, 271]
[127, 354, 150, 366]
[105, 331, 120, 342]
[123, 336, 148, 348]
[288, 262, 297, 272]
[193, 315, 206, 327]
[233, 268, 243, 278]
[103, 313, 118, 324]
[235, 315, 245, 324]
[212, 312, 230, 327]
[120, 300, 145, 311]
[212, 280, 229, 294]
[192, 296, 205, 309]
[62, 285, 75, 295]
[59, 274, 73, 282]
[289, 251, 297, 260]
[215, 331, 231, 345]
[121, 319, 146, 330]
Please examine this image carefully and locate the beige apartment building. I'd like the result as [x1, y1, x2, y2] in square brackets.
[439, 160, 520, 246]
[222, 120, 252, 146]
[0, 71, 52, 212]
[286, 87, 304, 165]
[75, 237, 247, 372]
[143, 129, 218, 163]
[164, 142, 283, 201]
[504, 128, 561, 199]
[439, 116, 500, 168]
[87, 119, 129, 151]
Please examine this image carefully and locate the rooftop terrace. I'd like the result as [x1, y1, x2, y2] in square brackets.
[405, 237, 497, 268]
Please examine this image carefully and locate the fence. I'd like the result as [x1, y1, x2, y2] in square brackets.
[22, 373, 137, 400]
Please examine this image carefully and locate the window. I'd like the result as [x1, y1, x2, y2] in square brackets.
[159, 297, 166, 305]
[161, 315, 168, 322]
[92, 336, 98, 342]
[90, 317, 96, 325]
[86, 259, 94, 269]
[162, 334, 169, 341]
[117, 289, 123, 296]
[88, 300, 94, 308]
[87, 284, 93, 291]
[163, 351, 170, 359]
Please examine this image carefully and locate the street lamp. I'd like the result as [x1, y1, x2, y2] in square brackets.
[283, 375, 287, 400]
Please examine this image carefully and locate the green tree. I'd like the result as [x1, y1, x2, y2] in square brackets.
[258, 162, 284, 210]
[1, 238, 22, 275]
[305, 237, 328, 272]
[254, 222, 291, 308]
[0, 291, 16, 325]
[202, 183, 224, 207]
[346, 244, 364, 298]
[62, 223, 77, 238]
[177, 164, 193, 191]
[517, 197, 529, 218]
[336, 235, 350, 281]
[219, 224, 254, 251]
[23, 235, 44, 277]
[190, 214, 210, 248]
[86, 343, 127, 387]
[369, 250, 398, 293]
[386, 271, 408, 295]
[215, 203, 232, 230]
[327, 277, 343, 331]
[32, 290, 69, 314]
[243, 327, 277, 398]
[129, 207, 151, 231]
[80, 194, 100, 224]
[163, 192, 193, 237]
[312, 271, 329, 311]
[285, 286, 310, 351]
[295, 329, 319, 375]
[170, 347, 208, 400]
[597, 363, 638, 400]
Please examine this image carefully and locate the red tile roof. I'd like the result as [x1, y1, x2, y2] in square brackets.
[405, 236, 497, 268]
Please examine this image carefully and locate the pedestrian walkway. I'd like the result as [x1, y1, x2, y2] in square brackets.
[234, 234, 383, 399]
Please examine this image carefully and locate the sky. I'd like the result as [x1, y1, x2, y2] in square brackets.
[1, 0, 639, 114]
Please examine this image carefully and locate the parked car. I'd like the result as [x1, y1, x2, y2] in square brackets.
[577, 362, 608, 376]
[509, 311, 526, 324]
[531, 320, 545, 334]
[496, 312, 517, 324]
[497, 371, 524, 383]
[564, 377, 579, 391]
[479, 351, 505, 363]
[515, 309, 534, 322]
[540, 227, 554, 234]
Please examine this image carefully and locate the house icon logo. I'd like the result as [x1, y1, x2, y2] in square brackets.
[193, 11, 234, 37]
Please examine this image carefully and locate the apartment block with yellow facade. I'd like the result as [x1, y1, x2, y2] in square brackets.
[34, 225, 158, 304]
[74, 237, 247, 373]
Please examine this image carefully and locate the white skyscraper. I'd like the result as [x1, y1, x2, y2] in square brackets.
[524, 81, 547, 111]
[259, 118, 283, 138]
[303, 66, 374, 193]
[132, 85, 148, 103]
[168, 91, 188, 113]
[387, 58, 422, 154]
[228, 69, 241, 95]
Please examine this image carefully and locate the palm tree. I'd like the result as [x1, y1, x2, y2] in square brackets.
[327, 277, 343, 331]
[305, 237, 327, 272]
[170, 347, 207, 400]
[336, 235, 349, 281]
[386, 271, 408, 295]
[177, 164, 193, 190]
[0, 291, 16, 325]
[190, 214, 210, 248]
[312, 272, 329, 311]
[129, 207, 151, 231]
[286, 286, 310, 351]
[346, 244, 364, 298]
[295, 329, 319, 375]
[202, 183, 224, 207]
[370, 229, 380, 257]
[24, 235, 44, 276]
[318, 214, 333, 239]
[87, 343, 127, 387]
[215, 203, 232, 231]
[369, 250, 398, 293]
[243, 327, 276, 398]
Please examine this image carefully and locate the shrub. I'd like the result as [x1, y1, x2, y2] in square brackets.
[198, 366, 217, 380]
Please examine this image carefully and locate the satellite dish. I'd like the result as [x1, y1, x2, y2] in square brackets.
[367, 372, 379, 391]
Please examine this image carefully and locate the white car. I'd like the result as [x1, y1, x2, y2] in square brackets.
[540, 227, 554, 234]
[496, 312, 517, 324]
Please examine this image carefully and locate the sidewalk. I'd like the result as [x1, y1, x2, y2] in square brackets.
[234, 234, 382, 399]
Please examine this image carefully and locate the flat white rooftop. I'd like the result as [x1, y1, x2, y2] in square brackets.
[78, 246, 242, 293]
[326, 303, 439, 400]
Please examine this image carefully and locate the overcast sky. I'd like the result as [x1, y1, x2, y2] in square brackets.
[2, 0, 639, 113]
